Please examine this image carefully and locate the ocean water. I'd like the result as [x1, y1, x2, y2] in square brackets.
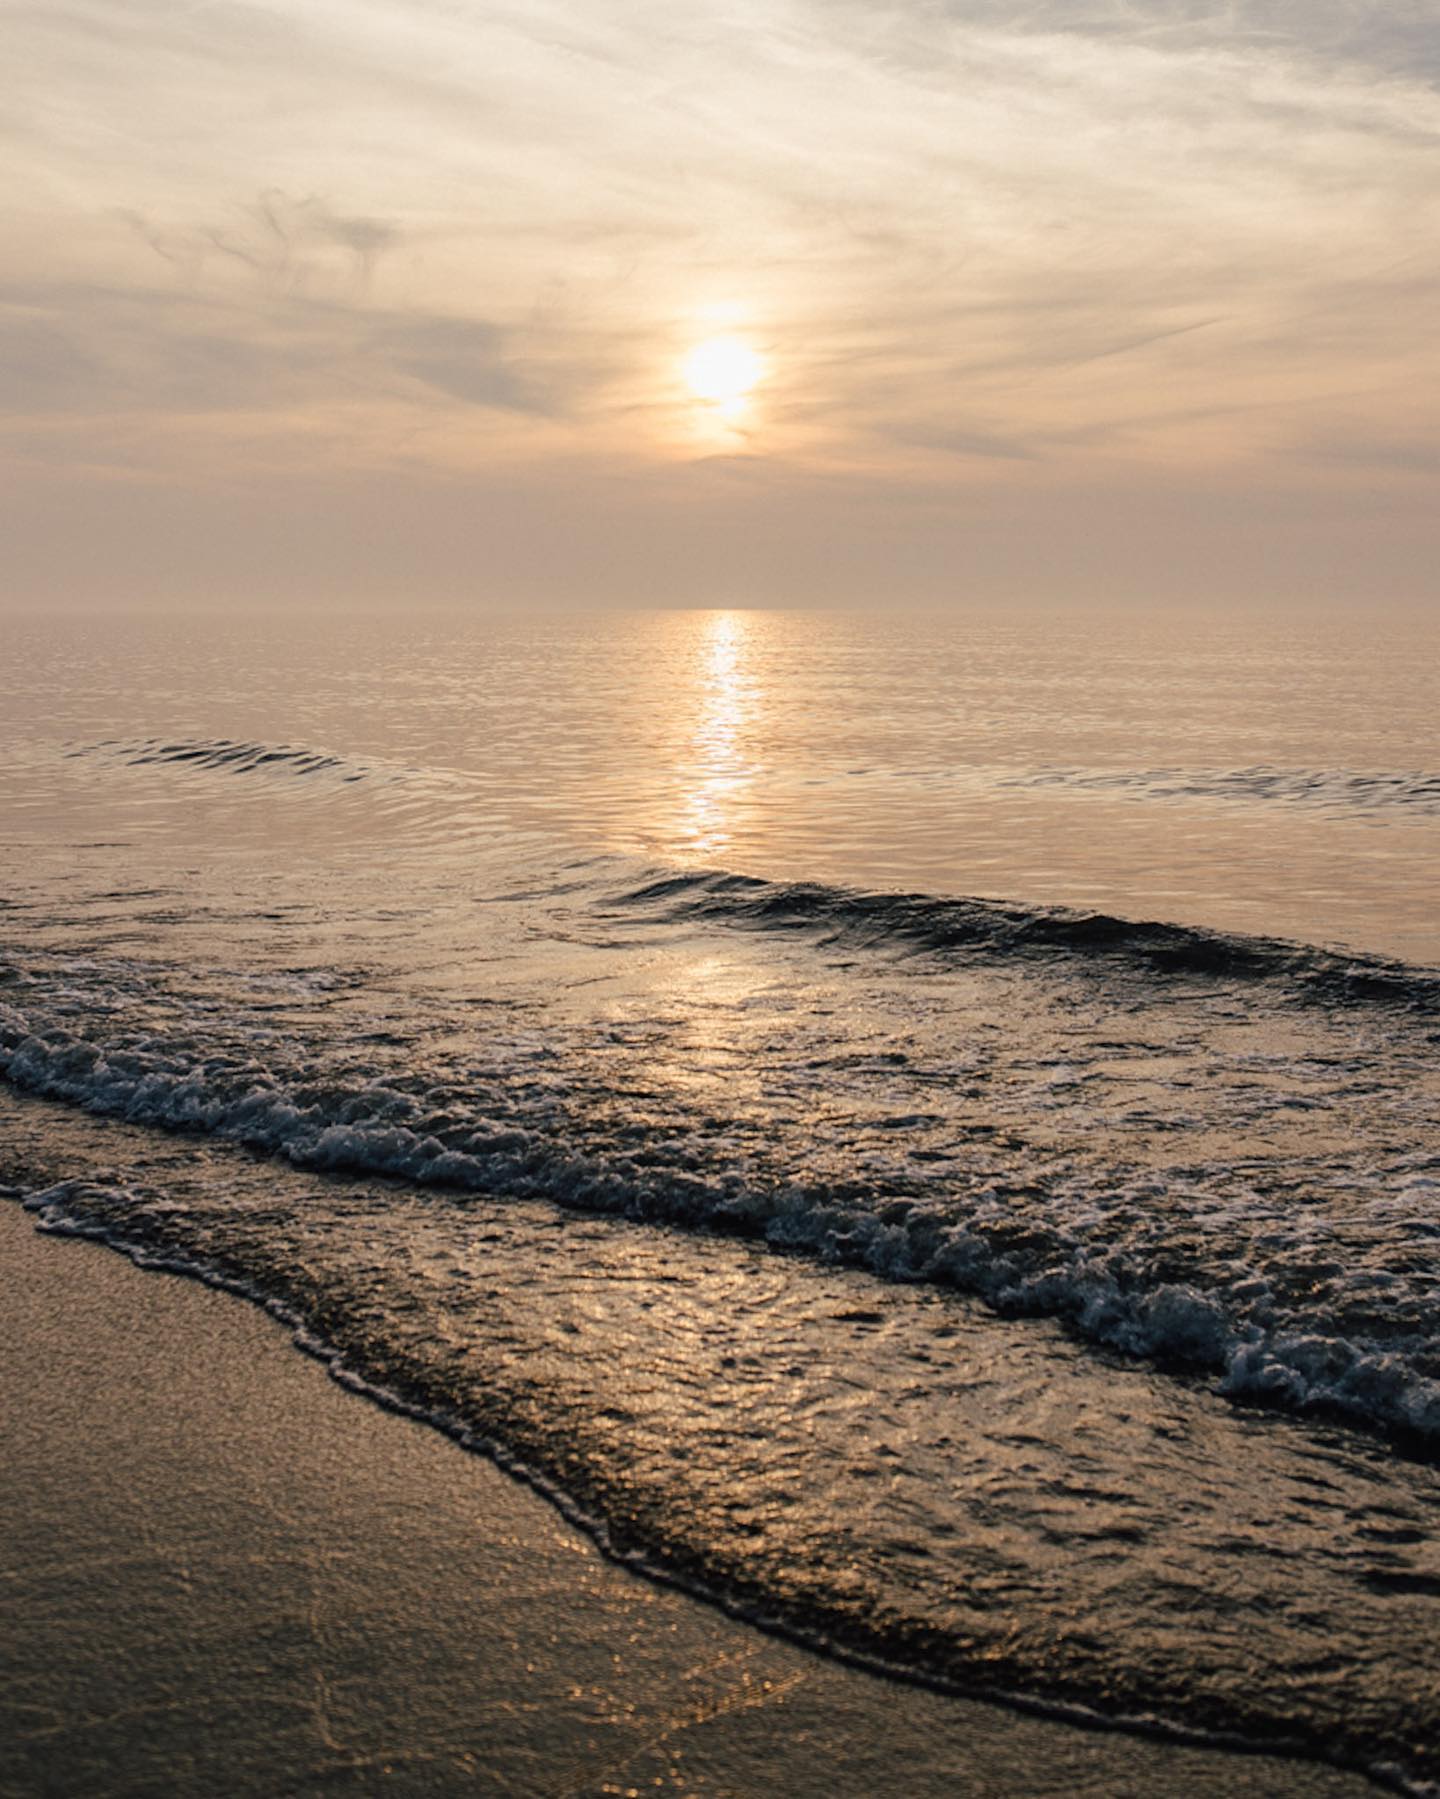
[3, 606, 1438, 1791]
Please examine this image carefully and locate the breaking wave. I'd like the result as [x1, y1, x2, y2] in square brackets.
[4, 875, 1439, 1448]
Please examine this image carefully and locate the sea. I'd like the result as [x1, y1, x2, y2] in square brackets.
[3, 604, 1438, 1792]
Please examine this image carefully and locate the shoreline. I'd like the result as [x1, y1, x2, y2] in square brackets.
[1, 1200, 1377, 1797]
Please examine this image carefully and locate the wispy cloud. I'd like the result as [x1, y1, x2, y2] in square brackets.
[119, 192, 401, 292]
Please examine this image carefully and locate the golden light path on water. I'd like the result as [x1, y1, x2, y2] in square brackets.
[680, 611, 756, 860]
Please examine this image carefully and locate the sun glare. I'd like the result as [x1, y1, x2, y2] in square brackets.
[683, 336, 764, 411]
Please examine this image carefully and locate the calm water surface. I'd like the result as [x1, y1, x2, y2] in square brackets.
[3, 606, 1438, 1791]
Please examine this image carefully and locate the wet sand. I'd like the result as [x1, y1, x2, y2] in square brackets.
[0, 1202, 1375, 1798]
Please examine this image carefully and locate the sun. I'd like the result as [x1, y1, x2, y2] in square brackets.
[683, 336, 765, 410]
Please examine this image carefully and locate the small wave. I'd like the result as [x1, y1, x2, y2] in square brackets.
[615, 870, 1440, 1011]
[1009, 764, 1440, 818]
[72, 738, 370, 782]
[60, 735, 510, 856]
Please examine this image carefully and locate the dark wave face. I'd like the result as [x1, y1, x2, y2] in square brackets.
[620, 869, 1440, 1010]
[4, 610, 1440, 1794]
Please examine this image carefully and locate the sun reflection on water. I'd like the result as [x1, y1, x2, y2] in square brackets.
[681, 611, 756, 860]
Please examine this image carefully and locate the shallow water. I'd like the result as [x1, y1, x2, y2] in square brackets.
[2, 606, 1438, 1790]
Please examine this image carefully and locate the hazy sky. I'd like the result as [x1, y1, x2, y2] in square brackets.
[4, 0, 1437, 608]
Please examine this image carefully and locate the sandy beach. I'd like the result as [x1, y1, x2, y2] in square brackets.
[1, 1201, 1375, 1798]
